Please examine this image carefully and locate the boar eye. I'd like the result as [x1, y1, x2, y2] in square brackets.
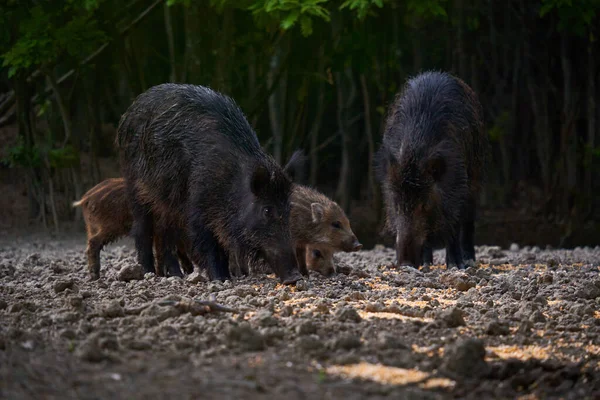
[262, 206, 272, 219]
[312, 249, 323, 258]
[332, 221, 342, 229]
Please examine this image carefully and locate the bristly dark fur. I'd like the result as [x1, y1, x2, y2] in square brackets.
[375, 71, 489, 269]
[116, 83, 301, 283]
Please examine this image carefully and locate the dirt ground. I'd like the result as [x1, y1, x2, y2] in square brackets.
[0, 232, 599, 400]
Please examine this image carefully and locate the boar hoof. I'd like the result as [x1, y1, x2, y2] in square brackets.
[281, 272, 303, 285]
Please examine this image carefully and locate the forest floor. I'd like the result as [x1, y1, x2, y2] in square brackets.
[1, 232, 599, 399]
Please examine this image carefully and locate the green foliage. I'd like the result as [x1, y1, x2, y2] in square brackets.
[488, 110, 511, 142]
[47, 145, 80, 169]
[540, 0, 600, 36]
[248, 0, 330, 36]
[340, 0, 384, 20]
[4, 137, 42, 169]
[1, 2, 107, 77]
[406, 0, 447, 19]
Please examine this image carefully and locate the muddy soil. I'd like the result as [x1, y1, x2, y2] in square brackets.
[0, 232, 599, 399]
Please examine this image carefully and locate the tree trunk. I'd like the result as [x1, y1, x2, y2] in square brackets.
[309, 51, 326, 186]
[360, 74, 376, 201]
[212, 8, 234, 92]
[268, 44, 284, 164]
[560, 33, 577, 215]
[335, 67, 356, 212]
[585, 35, 596, 215]
[45, 68, 72, 147]
[455, 0, 468, 80]
[164, 2, 177, 82]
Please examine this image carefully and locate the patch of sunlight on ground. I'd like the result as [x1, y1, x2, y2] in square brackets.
[326, 362, 455, 389]
[488, 342, 600, 365]
[358, 310, 434, 323]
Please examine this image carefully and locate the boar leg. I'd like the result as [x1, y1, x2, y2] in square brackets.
[131, 201, 155, 274]
[86, 233, 107, 280]
[177, 246, 194, 274]
[160, 226, 183, 278]
[460, 195, 477, 267]
[190, 221, 231, 281]
[421, 242, 433, 267]
[296, 246, 309, 276]
[153, 234, 165, 276]
[446, 232, 465, 270]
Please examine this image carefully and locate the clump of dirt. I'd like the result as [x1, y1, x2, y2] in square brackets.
[0, 234, 599, 399]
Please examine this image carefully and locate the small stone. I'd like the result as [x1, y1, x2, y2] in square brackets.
[226, 324, 265, 351]
[333, 334, 362, 350]
[376, 332, 407, 349]
[295, 280, 309, 291]
[280, 305, 293, 317]
[59, 329, 77, 340]
[575, 282, 600, 300]
[440, 338, 489, 379]
[439, 307, 466, 328]
[529, 310, 546, 323]
[102, 300, 125, 319]
[335, 307, 362, 323]
[69, 295, 84, 308]
[296, 336, 323, 352]
[127, 339, 152, 351]
[53, 279, 74, 293]
[365, 302, 384, 313]
[509, 243, 519, 252]
[185, 271, 205, 284]
[537, 273, 553, 284]
[0, 299, 7, 310]
[279, 289, 291, 301]
[118, 264, 143, 282]
[485, 320, 510, 336]
[440, 272, 476, 292]
[76, 336, 107, 363]
[517, 320, 533, 334]
[314, 300, 330, 314]
[253, 310, 278, 327]
[295, 321, 317, 335]
[546, 257, 559, 268]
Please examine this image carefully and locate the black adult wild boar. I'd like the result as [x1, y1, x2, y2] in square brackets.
[116, 84, 302, 284]
[376, 71, 488, 269]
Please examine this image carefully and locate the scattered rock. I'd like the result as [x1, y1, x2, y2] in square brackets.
[102, 300, 125, 318]
[441, 338, 489, 379]
[53, 279, 74, 293]
[485, 320, 510, 336]
[375, 332, 407, 349]
[118, 264, 144, 282]
[440, 272, 477, 292]
[296, 336, 324, 353]
[529, 310, 546, 323]
[253, 310, 278, 327]
[335, 307, 362, 323]
[185, 271, 205, 284]
[295, 280, 309, 291]
[332, 334, 362, 350]
[438, 307, 466, 328]
[517, 320, 533, 334]
[0, 299, 7, 310]
[226, 324, 265, 351]
[295, 321, 317, 335]
[575, 282, 600, 300]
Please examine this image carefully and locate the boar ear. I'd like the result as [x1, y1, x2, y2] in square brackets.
[311, 202, 325, 223]
[251, 164, 271, 196]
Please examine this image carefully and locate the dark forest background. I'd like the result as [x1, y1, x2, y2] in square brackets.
[1, 0, 599, 249]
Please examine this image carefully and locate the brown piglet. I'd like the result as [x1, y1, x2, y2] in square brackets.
[73, 178, 192, 280]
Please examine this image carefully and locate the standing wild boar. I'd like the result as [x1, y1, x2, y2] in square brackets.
[376, 71, 488, 269]
[116, 84, 302, 284]
[73, 178, 192, 280]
